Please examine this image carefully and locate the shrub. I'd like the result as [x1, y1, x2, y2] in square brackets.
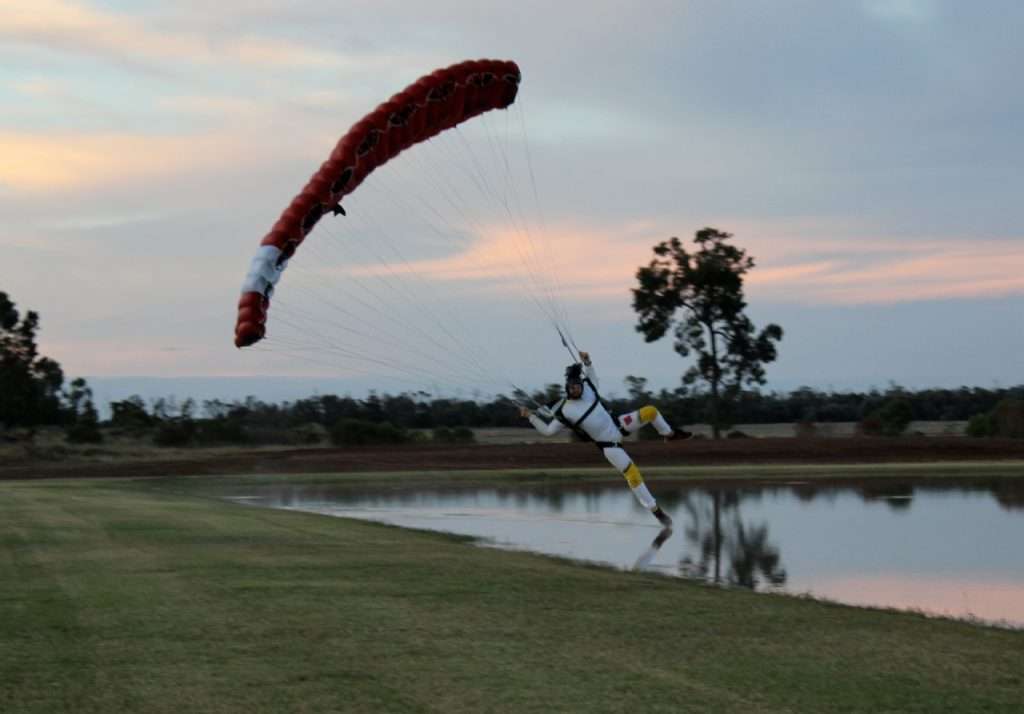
[860, 398, 912, 437]
[289, 422, 328, 445]
[794, 420, 818, 438]
[330, 418, 408, 446]
[109, 396, 153, 433]
[992, 399, 1024, 438]
[968, 399, 1024, 438]
[196, 419, 249, 445]
[65, 405, 103, 444]
[432, 426, 476, 444]
[966, 413, 995, 438]
[65, 420, 103, 444]
[153, 418, 197, 447]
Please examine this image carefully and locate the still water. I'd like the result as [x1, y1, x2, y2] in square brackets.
[229, 479, 1024, 628]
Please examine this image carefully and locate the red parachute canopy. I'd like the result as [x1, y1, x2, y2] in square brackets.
[234, 59, 521, 348]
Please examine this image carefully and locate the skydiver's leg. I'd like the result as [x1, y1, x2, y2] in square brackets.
[601, 446, 672, 527]
[617, 405, 674, 437]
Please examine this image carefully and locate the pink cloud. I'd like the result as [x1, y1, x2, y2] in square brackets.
[0, 0, 345, 69]
[342, 222, 654, 301]
[0, 128, 293, 193]
[749, 240, 1024, 303]
[685, 216, 1024, 304]
[342, 217, 1024, 307]
[0, 132, 227, 191]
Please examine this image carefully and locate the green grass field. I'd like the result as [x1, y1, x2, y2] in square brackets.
[2, 466, 1023, 713]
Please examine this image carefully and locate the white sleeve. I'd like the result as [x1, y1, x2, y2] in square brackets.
[584, 362, 599, 390]
[528, 413, 565, 437]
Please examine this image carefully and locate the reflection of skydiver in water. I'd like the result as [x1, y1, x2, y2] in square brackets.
[520, 351, 692, 528]
[633, 526, 674, 571]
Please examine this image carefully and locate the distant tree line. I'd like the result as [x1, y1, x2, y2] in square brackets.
[3, 287, 1022, 447]
[90, 381, 1024, 447]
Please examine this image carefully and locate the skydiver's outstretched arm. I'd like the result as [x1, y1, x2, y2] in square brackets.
[579, 351, 599, 390]
[520, 406, 565, 437]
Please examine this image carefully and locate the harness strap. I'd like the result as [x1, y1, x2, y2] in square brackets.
[555, 396, 600, 443]
[555, 376, 621, 447]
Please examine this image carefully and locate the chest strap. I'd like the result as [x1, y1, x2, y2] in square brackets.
[554, 397, 600, 443]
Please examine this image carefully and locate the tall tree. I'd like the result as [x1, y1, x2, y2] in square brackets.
[632, 228, 783, 438]
[0, 291, 64, 430]
[65, 377, 103, 443]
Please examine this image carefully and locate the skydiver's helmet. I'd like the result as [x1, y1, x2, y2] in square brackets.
[564, 363, 585, 399]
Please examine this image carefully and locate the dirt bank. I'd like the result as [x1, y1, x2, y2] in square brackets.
[3, 436, 1024, 481]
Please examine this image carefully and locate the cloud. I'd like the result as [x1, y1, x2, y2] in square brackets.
[743, 229, 1024, 304]
[0, 0, 348, 70]
[333, 216, 1024, 307]
[801, 245, 1024, 303]
[340, 222, 649, 297]
[0, 131, 252, 191]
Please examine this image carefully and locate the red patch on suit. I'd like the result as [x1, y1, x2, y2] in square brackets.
[622, 415, 633, 425]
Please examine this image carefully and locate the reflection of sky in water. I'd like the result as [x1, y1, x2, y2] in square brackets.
[228, 480, 1024, 628]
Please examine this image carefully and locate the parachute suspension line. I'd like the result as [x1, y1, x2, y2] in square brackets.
[477, 115, 566, 327]
[253, 309, 491, 391]
[556, 326, 580, 365]
[263, 321, 510, 397]
[269, 210, 505, 391]
[440, 126, 569, 347]
[254, 341, 487, 396]
[511, 99, 579, 348]
[325, 184, 504, 386]
[476, 108, 580, 363]
[448, 125, 560, 319]
[294, 224, 497, 387]
[411, 123, 580, 396]
[358, 130, 567, 389]
[507, 100, 581, 342]
[271, 287, 489, 388]
[405, 128, 585, 393]
[272, 235, 483, 379]
[386, 140, 493, 250]
[507, 382, 543, 410]
[493, 110, 581, 358]
[268, 294, 491, 388]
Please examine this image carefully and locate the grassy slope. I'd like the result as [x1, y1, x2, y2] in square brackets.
[3, 469, 1024, 714]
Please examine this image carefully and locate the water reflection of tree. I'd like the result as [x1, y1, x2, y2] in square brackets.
[676, 489, 786, 590]
[990, 481, 1024, 511]
[857, 482, 915, 512]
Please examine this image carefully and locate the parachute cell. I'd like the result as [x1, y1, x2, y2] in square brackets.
[234, 59, 521, 348]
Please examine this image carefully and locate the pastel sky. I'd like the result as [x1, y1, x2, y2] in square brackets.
[3, 0, 1022, 405]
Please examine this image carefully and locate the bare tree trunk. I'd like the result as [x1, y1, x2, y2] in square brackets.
[707, 321, 721, 439]
[712, 490, 722, 584]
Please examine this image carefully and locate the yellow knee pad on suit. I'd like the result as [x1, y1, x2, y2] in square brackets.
[639, 405, 658, 424]
[624, 463, 644, 488]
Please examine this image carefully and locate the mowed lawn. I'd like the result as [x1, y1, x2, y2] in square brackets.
[2, 474, 1023, 714]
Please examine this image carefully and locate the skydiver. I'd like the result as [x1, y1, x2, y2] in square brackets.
[519, 351, 692, 528]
